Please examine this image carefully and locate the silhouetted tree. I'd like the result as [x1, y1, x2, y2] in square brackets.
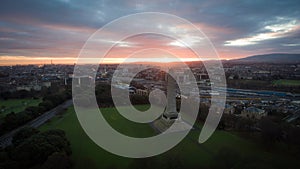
[7, 129, 72, 168]
[12, 127, 39, 146]
[41, 152, 72, 169]
[259, 117, 281, 148]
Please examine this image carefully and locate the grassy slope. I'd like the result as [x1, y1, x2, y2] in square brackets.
[0, 98, 42, 118]
[40, 106, 300, 169]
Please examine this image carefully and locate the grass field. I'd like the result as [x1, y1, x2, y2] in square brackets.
[273, 79, 300, 86]
[227, 79, 270, 86]
[40, 106, 300, 169]
[0, 98, 42, 119]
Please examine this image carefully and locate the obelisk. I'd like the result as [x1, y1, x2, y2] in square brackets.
[153, 68, 193, 132]
[162, 69, 178, 123]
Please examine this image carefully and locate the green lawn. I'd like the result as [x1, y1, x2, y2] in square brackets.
[39, 106, 300, 169]
[0, 98, 42, 118]
[273, 79, 300, 86]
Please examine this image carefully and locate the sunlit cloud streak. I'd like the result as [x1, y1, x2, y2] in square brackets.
[225, 18, 299, 46]
[0, 0, 299, 65]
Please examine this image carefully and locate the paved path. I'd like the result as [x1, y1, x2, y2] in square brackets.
[0, 100, 73, 148]
[150, 118, 214, 156]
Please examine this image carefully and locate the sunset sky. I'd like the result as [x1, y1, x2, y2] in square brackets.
[0, 0, 299, 65]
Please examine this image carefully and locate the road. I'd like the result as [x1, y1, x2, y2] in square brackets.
[0, 100, 73, 148]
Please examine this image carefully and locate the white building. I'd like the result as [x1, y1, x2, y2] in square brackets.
[241, 107, 267, 119]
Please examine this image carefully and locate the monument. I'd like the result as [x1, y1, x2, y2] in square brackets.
[162, 69, 179, 123]
[153, 68, 193, 133]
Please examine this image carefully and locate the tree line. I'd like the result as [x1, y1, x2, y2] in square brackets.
[198, 103, 300, 156]
[0, 127, 72, 169]
[0, 91, 71, 136]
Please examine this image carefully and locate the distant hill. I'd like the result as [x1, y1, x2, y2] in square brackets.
[230, 53, 300, 63]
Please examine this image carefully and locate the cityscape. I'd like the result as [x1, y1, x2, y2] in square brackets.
[0, 0, 300, 169]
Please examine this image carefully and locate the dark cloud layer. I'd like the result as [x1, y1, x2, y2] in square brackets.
[0, 0, 299, 60]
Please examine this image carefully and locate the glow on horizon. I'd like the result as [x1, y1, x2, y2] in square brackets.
[0, 56, 220, 66]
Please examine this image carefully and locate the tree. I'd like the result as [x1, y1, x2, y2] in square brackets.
[41, 130, 72, 155]
[259, 117, 281, 148]
[9, 129, 72, 168]
[95, 84, 114, 107]
[197, 103, 209, 122]
[12, 127, 39, 146]
[25, 106, 43, 117]
[3, 112, 18, 130]
[235, 117, 255, 132]
[130, 95, 149, 105]
[41, 152, 72, 169]
[38, 100, 54, 111]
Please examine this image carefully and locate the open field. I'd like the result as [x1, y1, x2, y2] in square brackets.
[227, 79, 270, 86]
[40, 106, 300, 169]
[273, 79, 300, 86]
[0, 98, 41, 118]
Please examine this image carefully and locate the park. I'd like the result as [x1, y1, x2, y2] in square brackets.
[39, 105, 300, 169]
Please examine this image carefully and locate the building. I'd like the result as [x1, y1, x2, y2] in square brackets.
[136, 89, 149, 96]
[224, 104, 235, 114]
[129, 86, 136, 95]
[241, 106, 267, 119]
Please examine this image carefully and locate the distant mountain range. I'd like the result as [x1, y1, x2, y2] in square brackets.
[230, 53, 300, 63]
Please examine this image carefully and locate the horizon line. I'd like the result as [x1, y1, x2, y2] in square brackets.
[0, 52, 299, 66]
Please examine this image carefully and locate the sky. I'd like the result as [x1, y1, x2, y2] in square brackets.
[0, 0, 299, 65]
